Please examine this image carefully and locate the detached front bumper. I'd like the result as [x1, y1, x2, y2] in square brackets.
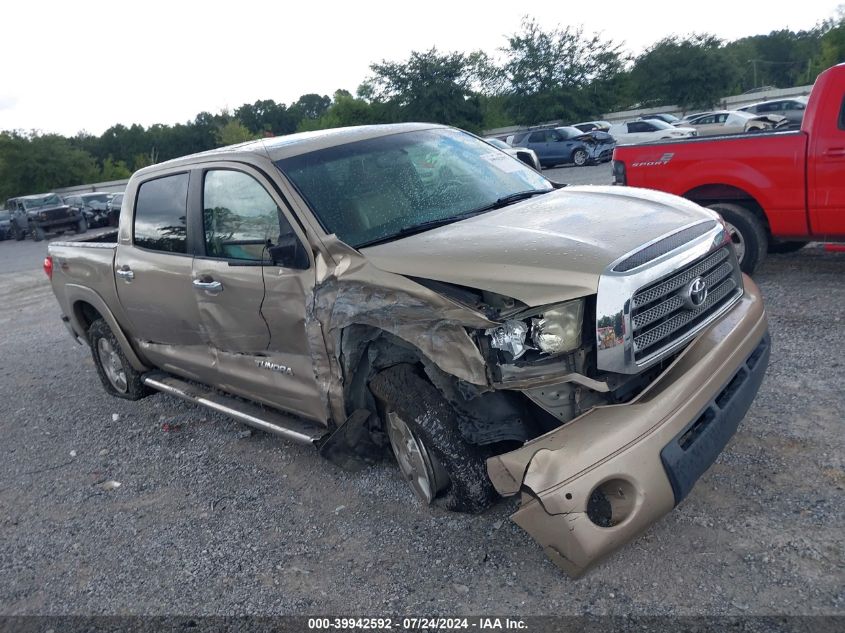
[487, 275, 769, 577]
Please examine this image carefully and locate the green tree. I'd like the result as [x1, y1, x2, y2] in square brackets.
[630, 35, 738, 111]
[363, 48, 486, 131]
[99, 156, 132, 180]
[215, 119, 259, 146]
[0, 131, 99, 200]
[500, 17, 626, 123]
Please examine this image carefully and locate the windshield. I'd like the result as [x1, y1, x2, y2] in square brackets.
[22, 194, 62, 210]
[83, 194, 110, 203]
[555, 126, 584, 139]
[275, 128, 551, 248]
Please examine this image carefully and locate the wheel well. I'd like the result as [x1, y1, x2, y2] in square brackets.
[73, 301, 103, 334]
[683, 184, 771, 236]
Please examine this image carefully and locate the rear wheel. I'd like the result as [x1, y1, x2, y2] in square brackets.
[369, 364, 497, 513]
[707, 202, 767, 275]
[13, 223, 24, 241]
[88, 319, 151, 400]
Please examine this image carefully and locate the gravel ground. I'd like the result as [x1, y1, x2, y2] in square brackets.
[0, 209, 843, 616]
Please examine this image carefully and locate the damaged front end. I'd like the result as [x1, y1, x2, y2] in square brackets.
[575, 131, 616, 163]
[486, 278, 769, 577]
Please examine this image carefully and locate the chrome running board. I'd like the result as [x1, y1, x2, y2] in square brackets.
[142, 372, 325, 445]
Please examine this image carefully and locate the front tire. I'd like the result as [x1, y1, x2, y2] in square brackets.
[88, 319, 151, 400]
[707, 202, 767, 275]
[369, 364, 498, 513]
[31, 225, 46, 242]
[572, 148, 588, 167]
[13, 223, 25, 241]
[77, 216, 88, 234]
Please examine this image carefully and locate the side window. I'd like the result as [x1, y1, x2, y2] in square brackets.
[202, 170, 302, 265]
[527, 131, 546, 143]
[134, 173, 189, 253]
[839, 95, 845, 131]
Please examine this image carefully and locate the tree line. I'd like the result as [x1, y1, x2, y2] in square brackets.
[2, 13, 843, 201]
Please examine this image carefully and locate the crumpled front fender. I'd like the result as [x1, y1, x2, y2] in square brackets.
[487, 277, 769, 577]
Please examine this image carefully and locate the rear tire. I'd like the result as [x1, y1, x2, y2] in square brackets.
[369, 364, 498, 513]
[88, 319, 151, 400]
[13, 223, 25, 241]
[707, 203, 767, 275]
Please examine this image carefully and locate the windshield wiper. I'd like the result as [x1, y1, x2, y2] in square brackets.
[356, 189, 553, 248]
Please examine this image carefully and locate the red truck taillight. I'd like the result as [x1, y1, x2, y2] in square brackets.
[612, 160, 627, 185]
[43, 255, 53, 279]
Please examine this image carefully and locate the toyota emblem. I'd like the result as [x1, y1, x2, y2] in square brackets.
[686, 277, 708, 308]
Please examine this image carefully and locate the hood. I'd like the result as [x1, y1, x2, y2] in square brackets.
[360, 186, 717, 306]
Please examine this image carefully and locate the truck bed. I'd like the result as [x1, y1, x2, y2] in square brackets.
[614, 130, 809, 236]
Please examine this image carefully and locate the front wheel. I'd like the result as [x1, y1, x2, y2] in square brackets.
[368, 364, 498, 513]
[88, 319, 152, 400]
[77, 216, 88, 234]
[707, 202, 767, 275]
[30, 225, 46, 242]
[13, 223, 25, 241]
[572, 148, 588, 167]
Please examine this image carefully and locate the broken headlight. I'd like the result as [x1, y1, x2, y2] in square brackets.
[530, 300, 584, 355]
[486, 298, 584, 361]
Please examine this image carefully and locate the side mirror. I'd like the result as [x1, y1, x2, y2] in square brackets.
[268, 235, 310, 270]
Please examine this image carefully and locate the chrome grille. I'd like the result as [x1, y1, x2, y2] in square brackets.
[631, 246, 742, 362]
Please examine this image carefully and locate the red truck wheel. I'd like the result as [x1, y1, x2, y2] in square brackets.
[707, 203, 767, 275]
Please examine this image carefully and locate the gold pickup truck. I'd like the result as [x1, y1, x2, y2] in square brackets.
[46, 123, 770, 576]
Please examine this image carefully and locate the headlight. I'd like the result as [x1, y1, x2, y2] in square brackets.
[530, 300, 584, 354]
[486, 299, 585, 360]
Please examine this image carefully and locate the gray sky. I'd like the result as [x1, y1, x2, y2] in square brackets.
[1, 0, 839, 136]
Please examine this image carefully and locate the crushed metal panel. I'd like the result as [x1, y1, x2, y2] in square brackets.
[306, 237, 498, 426]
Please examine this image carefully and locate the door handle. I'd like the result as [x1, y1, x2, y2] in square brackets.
[192, 278, 224, 295]
[824, 147, 845, 157]
[116, 267, 134, 281]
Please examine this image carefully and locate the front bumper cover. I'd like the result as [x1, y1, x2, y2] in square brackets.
[487, 275, 769, 577]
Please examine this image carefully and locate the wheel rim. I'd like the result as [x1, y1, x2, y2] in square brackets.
[97, 338, 128, 393]
[385, 411, 448, 504]
[574, 150, 587, 166]
[724, 220, 746, 264]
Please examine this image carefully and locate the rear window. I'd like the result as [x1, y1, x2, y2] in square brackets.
[133, 173, 189, 253]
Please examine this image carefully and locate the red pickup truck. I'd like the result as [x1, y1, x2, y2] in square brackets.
[612, 63, 845, 273]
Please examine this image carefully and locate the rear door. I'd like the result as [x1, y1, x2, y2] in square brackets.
[190, 164, 325, 423]
[114, 171, 214, 380]
[525, 130, 551, 165]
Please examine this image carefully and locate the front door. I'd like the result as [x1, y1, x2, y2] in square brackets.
[114, 171, 214, 381]
[190, 165, 326, 424]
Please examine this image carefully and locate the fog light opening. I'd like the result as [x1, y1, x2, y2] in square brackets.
[586, 479, 637, 528]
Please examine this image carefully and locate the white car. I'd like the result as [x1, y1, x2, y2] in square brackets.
[683, 110, 787, 136]
[486, 138, 542, 170]
[609, 119, 697, 144]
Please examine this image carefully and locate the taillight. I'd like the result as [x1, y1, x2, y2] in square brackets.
[43, 255, 53, 279]
[612, 160, 627, 185]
